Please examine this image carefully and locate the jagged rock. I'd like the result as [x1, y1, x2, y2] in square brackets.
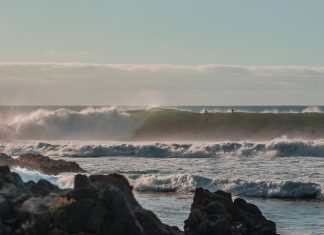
[16, 154, 86, 175]
[25, 179, 61, 196]
[0, 153, 85, 175]
[0, 166, 183, 235]
[65, 174, 182, 235]
[0, 166, 276, 235]
[184, 188, 277, 235]
[0, 153, 14, 167]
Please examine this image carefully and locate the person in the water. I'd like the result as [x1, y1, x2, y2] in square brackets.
[204, 108, 209, 122]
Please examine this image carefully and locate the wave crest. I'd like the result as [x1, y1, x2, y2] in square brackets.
[0, 107, 135, 140]
[2, 138, 324, 158]
[133, 174, 321, 199]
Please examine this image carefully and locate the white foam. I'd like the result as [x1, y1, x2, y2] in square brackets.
[12, 166, 75, 189]
[133, 174, 321, 199]
[0, 107, 135, 140]
[2, 138, 324, 158]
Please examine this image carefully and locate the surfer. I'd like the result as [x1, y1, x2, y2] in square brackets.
[204, 108, 209, 122]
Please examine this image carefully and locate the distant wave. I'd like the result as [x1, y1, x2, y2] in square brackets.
[132, 108, 324, 140]
[194, 106, 323, 114]
[133, 174, 321, 199]
[0, 107, 135, 140]
[2, 138, 324, 158]
[1, 107, 324, 141]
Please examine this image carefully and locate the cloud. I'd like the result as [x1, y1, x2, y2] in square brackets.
[0, 63, 323, 105]
[0, 62, 324, 75]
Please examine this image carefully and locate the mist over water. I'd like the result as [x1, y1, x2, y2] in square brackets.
[0, 107, 135, 140]
[1, 105, 324, 141]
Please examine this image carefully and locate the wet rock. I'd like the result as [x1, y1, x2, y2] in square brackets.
[184, 188, 277, 235]
[0, 167, 182, 235]
[66, 173, 181, 235]
[0, 167, 276, 235]
[0, 153, 14, 167]
[25, 179, 61, 196]
[16, 154, 86, 175]
[0, 153, 86, 175]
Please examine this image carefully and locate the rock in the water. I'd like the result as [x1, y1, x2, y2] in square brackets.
[0, 166, 276, 235]
[25, 179, 61, 197]
[64, 173, 182, 235]
[0, 153, 14, 167]
[184, 188, 277, 235]
[0, 166, 182, 235]
[0, 153, 85, 175]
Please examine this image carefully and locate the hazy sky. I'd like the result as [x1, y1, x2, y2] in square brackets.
[0, 1, 324, 105]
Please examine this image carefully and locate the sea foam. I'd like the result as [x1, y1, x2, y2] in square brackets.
[133, 174, 321, 199]
[2, 138, 324, 158]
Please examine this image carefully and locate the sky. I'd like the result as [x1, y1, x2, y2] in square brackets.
[0, 0, 324, 105]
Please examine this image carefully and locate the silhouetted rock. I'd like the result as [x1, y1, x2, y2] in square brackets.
[0, 153, 14, 167]
[0, 166, 276, 235]
[0, 166, 182, 235]
[25, 179, 61, 196]
[184, 188, 277, 235]
[0, 153, 85, 175]
[16, 154, 86, 175]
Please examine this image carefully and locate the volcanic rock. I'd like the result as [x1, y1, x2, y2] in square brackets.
[184, 188, 277, 235]
[0, 166, 277, 235]
[0, 153, 85, 175]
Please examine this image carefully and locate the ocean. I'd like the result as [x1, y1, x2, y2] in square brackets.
[1, 105, 324, 234]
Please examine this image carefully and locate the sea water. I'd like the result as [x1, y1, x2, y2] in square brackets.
[1, 106, 324, 234]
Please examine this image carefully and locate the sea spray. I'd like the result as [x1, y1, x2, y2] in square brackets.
[1, 107, 324, 140]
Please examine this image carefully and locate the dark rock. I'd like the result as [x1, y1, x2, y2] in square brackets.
[0, 167, 182, 235]
[184, 188, 277, 235]
[17, 197, 52, 234]
[0, 153, 14, 167]
[26, 179, 61, 196]
[74, 174, 90, 189]
[233, 198, 277, 235]
[0, 153, 86, 175]
[69, 174, 97, 201]
[16, 154, 86, 175]
[0, 167, 276, 235]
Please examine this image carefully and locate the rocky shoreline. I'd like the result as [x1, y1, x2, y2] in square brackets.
[0, 163, 277, 235]
[0, 153, 85, 175]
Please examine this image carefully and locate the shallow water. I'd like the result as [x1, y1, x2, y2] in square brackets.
[75, 155, 324, 234]
[136, 193, 324, 235]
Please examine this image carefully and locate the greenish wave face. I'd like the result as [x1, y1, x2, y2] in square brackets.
[129, 108, 324, 141]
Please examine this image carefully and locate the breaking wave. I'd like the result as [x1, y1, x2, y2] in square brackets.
[133, 174, 321, 199]
[0, 107, 135, 140]
[1, 107, 324, 141]
[2, 138, 324, 158]
[11, 167, 322, 199]
[12, 166, 75, 189]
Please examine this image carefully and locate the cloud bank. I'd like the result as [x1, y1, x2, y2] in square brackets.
[0, 63, 323, 105]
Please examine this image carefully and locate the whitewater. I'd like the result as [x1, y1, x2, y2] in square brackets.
[1, 106, 324, 234]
